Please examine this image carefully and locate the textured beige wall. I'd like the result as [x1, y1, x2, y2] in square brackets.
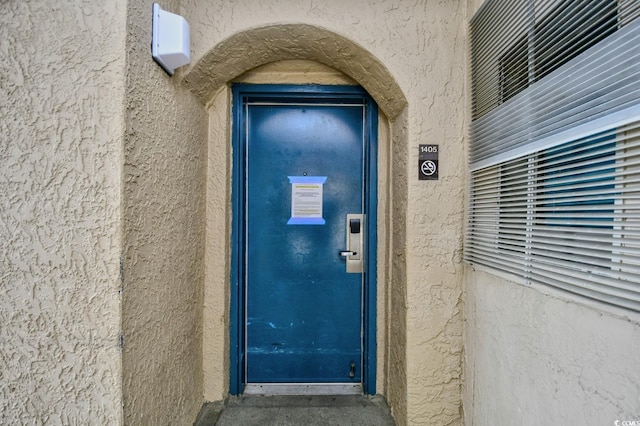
[231, 60, 358, 86]
[203, 86, 232, 403]
[464, 267, 640, 425]
[1, 1, 126, 424]
[2, 0, 471, 424]
[121, 1, 208, 424]
[184, 23, 406, 119]
[185, 2, 468, 424]
[388, 110, 410, 425]
[398, 1, 467, 423]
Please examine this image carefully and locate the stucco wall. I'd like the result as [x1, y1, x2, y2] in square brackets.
[402, 1, 467, 422]
[184, 1, 468, 424]
[388, 110, 410, 426]
[1, 1, 126, 424]
[463, 267, 640, 425]
[121, 1, 208, 424]
[203, 86, 232, 403]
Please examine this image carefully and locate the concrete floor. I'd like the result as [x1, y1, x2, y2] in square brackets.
[195, 395, 396, 426]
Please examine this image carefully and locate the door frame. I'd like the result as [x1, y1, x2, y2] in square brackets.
[229, 84, 378, 395]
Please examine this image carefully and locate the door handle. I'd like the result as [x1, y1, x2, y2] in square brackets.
[341, 214, 364, 273]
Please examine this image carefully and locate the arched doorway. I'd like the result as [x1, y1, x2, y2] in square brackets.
[183, 24, 408, 403]
[183, 24, 406, 120]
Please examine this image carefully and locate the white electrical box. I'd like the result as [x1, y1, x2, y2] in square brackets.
[151, 3, 190, 75]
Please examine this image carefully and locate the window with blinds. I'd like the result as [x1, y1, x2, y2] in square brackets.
[495, 0, 619, 108]
[466, 0, 640, 312]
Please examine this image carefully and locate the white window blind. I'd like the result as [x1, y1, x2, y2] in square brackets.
[467, 0, 640, 312]
[467, 121, 640, 311]
[470, 0, 640, 164]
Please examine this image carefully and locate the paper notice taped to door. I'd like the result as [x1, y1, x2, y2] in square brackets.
[287, 176, 327, 225]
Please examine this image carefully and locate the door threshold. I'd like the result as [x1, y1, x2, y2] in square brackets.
[244, 383, 363, 396]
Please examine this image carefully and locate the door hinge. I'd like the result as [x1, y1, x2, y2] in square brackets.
[119, 333, 125, 350]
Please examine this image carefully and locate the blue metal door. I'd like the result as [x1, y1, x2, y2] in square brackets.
[245, 98, 365, 384]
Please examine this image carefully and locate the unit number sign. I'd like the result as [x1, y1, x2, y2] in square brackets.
[419, 145, 439, 180]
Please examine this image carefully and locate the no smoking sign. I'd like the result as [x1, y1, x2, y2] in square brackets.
[419, 144, 438, 180]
